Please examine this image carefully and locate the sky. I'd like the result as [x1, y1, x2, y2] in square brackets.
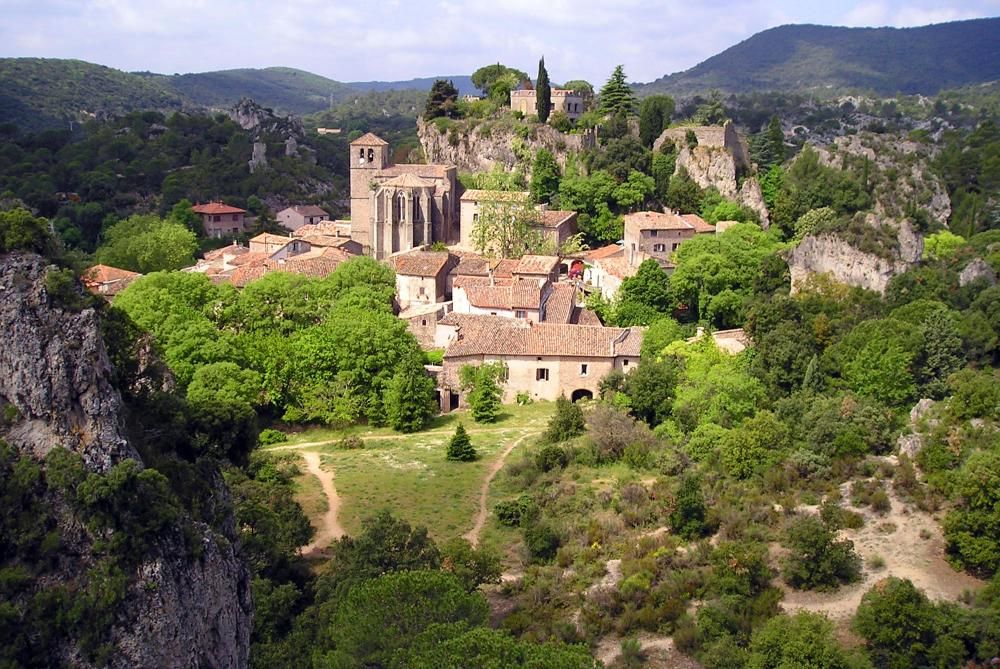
[1, 0, 997, 84]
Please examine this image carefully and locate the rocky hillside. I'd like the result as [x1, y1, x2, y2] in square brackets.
[638, 17, 1000, 96]
[417, 116, 596, 177]
[0, 252, 251, 668]
[654, 122, 769, 223]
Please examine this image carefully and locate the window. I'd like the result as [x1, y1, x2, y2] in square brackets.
[623, 359, 630, 368]
[650, 229, 659, 237]
[213, 215, 221, 222]
[671, 242, 680, 251]
[367, 148, 374, 162]
[515, 309, 527, 319]
[232, 214, 238, 221]
[421, 319, 427, 326]
[358, 148, 365, 160]
[536, 368, 549, 381]
[418, 286, 426, 296]
[653, 244, 666, 252]
[473, 213, 479, 222]
[580, 364, 588, 376]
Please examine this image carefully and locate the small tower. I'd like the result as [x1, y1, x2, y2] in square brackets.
[349, 133, 391, 254]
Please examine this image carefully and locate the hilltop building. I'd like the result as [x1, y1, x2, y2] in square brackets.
[349, 133, 458, 259]
[623, 211, 714, 267]
[510, 87, 585, 120]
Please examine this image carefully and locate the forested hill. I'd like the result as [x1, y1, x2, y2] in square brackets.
[0, 59, 358, 131]
[347, 75, 477, 96]
[638, 17, 1000, 97]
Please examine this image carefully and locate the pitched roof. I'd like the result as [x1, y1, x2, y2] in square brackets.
[391, 251, 452, 277]
[461, 282, 544, 310]
[192, 201, 247, 215]
[539, 210, 577, 228]
[82, 264, 141, 285]
[542, 284, 575, 324]
[291, 220, 350, 238]
[459, 189, 530, 202]
[623, 210, 693, 231]
[445, 319, 643, 358]
[282, 205, 328, 217]
[250, 233, 294, 245]
[681, 213, 715, 234]
[493, 258, 519, 279]
[381, 173, 436, 189]
[350, 132, 389, 146]
[586, 244, 624, 261]
[514, 255, 559, 275]
[595, 256, 636, 279]
[202, 244, 248, 261]
[380, 163, 453, 180]
[573, 307, 604, 326]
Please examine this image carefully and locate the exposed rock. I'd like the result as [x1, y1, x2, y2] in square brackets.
[229, 97, 303, 137]
[897, 398, 936, 459]
[959, 257, 997, 287]
[417, 116, 596, 177]
[654, 122, 769, 224]
[0, 252, 252, 668]
[787, 220, 922, 294]
[249, 141, 267, 173]
[0, 252, 135, 471]
[284, 136, 299, 157]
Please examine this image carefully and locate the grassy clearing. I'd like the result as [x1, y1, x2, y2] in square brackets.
[268, 402, 554, 542]
[293, 462, 328, 540]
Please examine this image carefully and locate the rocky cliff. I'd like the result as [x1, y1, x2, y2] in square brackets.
[0, 252, 252, 668]
[654, 123, 770, 224]
[229, 97, 315, 173]
[417, 116, 595, 177]
[786, 219, 923, 294]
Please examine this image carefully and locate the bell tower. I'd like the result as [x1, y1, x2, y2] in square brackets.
[349, 133, 391, 254]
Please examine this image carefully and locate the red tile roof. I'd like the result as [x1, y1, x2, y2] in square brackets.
[623, 211, 692, 230]
[681, 214, 715, 234]
[350, 132, 389, 146]
[445, 318, 643, 358]
[82, 264, 141, 296]
[391, 251, 453, 277]
[539, 210, 577, 228]
[202, 244, 248, 261]
[380, 163, 453, 180]
[462, 282, 544, 310]
[542, 284, 576, 324]
[192, 201, 247, 215]
[586, 244, 625, 261]
[574, 307, 604, 326]
[514, 255, 559, 275]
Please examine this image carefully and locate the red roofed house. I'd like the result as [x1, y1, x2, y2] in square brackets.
[437, 314, 643, 407]
[277, 205, 329, 232]
[192, 202, 247, 238]
[82, 264, 141, 299]
[390, 250, 457, 310]
[623, 211, 716, 268]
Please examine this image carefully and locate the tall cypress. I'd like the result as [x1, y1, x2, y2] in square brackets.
[536, 57, 551, 123]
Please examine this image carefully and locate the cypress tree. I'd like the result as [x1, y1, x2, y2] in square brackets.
[536, 57, 551, 123]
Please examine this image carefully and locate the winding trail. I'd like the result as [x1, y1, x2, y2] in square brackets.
[300, 451, 345, 555]
[463, 432, 538, 547]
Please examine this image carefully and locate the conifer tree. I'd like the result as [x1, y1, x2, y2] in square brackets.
[446, 423, 478, 461]
[543, 394, 585, 443]
[536, 57, 551, 123]
[598, 65, 636, 117]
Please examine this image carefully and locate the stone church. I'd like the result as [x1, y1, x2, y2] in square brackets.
[349, 133, 458, 259]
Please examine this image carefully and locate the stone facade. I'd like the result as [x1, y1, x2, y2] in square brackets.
[623, 211, 713, 267]
[277, 205, 328, 232]
[192, 202, 247, 239]
[390, 251, 456, 310]
[510, 88, 585, 120]
[349, 133, 457, 259]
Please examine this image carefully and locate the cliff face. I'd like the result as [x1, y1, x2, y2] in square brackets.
[786, 220, 923, 294]
[0, 252, 252, 669]
[654, 123, 770, 224]
[417, 116, 595, 176]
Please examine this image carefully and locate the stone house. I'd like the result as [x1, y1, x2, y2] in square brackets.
[437, 314, 643, 407]
[390, 251, 457, 310]
[452, 277, 549, 322]
[538, 209, 578, 249]
[82, 264, 141, 299]
[292, 221, 363, 256]
[513, 254, 560, 284]
[192, 202, 247, 239]
[277, 205, 329, 232]
[349, 133, 458, 259]
[248, 233, 310, 259]
[510, 88, 585, 120]
[623, 211, 713, 267]
[458, 190, 578, 252]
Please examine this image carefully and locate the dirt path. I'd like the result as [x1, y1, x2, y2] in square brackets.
[300, 451, 345, 554]
[268, 426, 523, 452]
[463, 432, 537, 547]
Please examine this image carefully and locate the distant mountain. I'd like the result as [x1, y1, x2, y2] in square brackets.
[0, 58, 187, 132]
[143, 67, 356, 115]
[347, 76, 477, 96]
[638, 18, 1000, 97]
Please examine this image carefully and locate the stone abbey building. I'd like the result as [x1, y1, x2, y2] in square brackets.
[349, 133, 459, 258]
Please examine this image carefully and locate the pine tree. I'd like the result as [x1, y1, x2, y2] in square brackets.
[766, 116, 785, 166]
[536, 57, 551, 123]
[543, 394, 585, 443]
[446, 423, 477, 461]
[598, 65, 636, 117]
[529, 149, 560, 203]
[424, 79, 459, 120]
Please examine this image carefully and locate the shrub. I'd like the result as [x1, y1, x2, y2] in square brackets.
[515, 391, 533, 405]
[543, 394, 585, 443]
[446, 424, 477, 462]
[782, 516, 861, 591]
[523, 521, 560, 562]
[258, 429, 287, 446]
[337, 435, 364, 450]
[535, 445, 569, 472]
[494, 495, 537, 527]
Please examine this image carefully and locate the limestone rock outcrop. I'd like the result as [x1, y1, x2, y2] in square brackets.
[229, 97, 315, 173]
[0, 252, 252, 669]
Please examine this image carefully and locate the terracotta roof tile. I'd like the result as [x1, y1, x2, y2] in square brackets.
[539, 210, 576, 228]
[382, 173, 436, 189]
[291, 220, 350, 238]
[542, 284, 575, 324]
[461, 282, 543, 310]
[192, 201, 247, 215]
[380, 163, 453, 180]
[445, 319, 642, 358]
[350, 132, 389, 146]
[82, 264, 141, 296]
[282, 205, 328, 217]
[514, 255, 559, 275]
[391, 251, 453, 277]
[203, 244, 248, 261]
[623, 210, 693, 231]
[574, 307, 604, 326]
[596, 256, 636, 279]
[586, 244, 625, 261]
[493, 258, 520, 279]
[681, 214, 715, 234]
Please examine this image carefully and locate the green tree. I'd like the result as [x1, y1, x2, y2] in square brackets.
[665, 166, 704, 213]
[693, 91, 728, 125]
[852, 578, 940, 669]
[446, 423, 477, 462]
[439, 538, 502, 591]
[638, 95, 675, 147]
[96, 214, 197, 273]
[536, 57, 551, 123]
[748, 612, 858, 669]
[543, 394, 585, 443]
[640, 316, 685, 359]
[562, 79, 595, 110]
[530, 149, 561, 204]
[425, 79, 460, 120]
[615, 258, 672, 322]
[186, 361, 262, 463]
[385, 358, 438, 433]
[943, 448, 1000, 576]
[471, 63, 529, 96]
[168, 198, 203, 235]
[598, 65, 636, 117]
[470, 190, 544, 258]
[670, 474, 709, 540]
[782, 516, 861, 591]
[623, 359, 679, 426]
[922, 230, 966, 260]
[721, 410, 790, 479]
[459, 362, 506, 423]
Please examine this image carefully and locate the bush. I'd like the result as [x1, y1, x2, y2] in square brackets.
[494, 495, 537, 527]
[258, 429, 288, 446]
[446, 424, 477, 462]
[535, 445, 569, 472]
[782, 516, 861, 591]
[337, 435, 364, 450]
[543, 394, 585, 443]
[515, 391, 533, 405]
[523, 521, 560, 562]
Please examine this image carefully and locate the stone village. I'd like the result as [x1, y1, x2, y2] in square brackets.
[85, 127, 750, 412]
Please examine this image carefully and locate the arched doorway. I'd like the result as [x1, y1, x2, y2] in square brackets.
[571, 389, 593, 402]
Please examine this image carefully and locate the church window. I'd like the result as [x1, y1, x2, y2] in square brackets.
[358, 148, 364, 160]
[367, 148, 374, 162]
